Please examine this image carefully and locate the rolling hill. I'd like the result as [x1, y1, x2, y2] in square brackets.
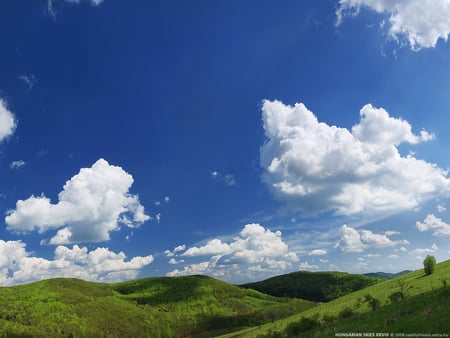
[220, 259, 450, 338]
[364, 270, 412, 279]
[241, 271, 383, 302]
[0, 275, 314, 337]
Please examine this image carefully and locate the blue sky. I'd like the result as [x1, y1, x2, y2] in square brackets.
[2, 0, 450, 285]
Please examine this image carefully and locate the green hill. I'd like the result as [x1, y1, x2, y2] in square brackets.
[0, 275, 314, 337]
[364, 270, 412, 279]
[219, 259, 450, 338]
[241, 271, 383, 302]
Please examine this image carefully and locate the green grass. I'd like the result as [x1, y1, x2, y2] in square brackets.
[219, 260, 450, 338]
[0, 275, 314, 337]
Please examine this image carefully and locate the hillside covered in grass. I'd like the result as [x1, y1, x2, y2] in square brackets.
[221, 259, 450, 338]
[0, 275, 314, 337]
[241, 271, 383, 302]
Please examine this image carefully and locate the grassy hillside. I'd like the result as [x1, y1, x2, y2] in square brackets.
[220, 259, 450, 338]
[241, 271, 383, 302]
[0, 275, 314, 337]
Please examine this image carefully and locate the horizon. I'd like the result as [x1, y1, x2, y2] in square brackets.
[1, 0, 450, 286]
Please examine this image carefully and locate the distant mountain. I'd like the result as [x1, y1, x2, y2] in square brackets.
[0, 275, 314, 337]
[364, 270, 412, 279]
[241, 271, 383, 303]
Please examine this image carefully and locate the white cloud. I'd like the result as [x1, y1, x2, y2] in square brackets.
[174, 244, 185, 252]
[299, 262, 319, 270]
[48, 0, 104, 18]
[308, 249, 327, 256]
[6, 159, 150, 244]
[0, 240, 152, 286]
[335, 224, 409, 252]
[260, 100, 449, 216]
[365, 253, 381, 257]
[183, 239, 231, 257]
[416, 214, 450, 237]
[167, 257, 221, 278]
[0, 99, 16, 142]
[411, 243, 438, 255]
[164, 244, 186, 257]
[168, 223, 299, 282]
[437, 204, 446, 213]
[168, 258, 184, 265]
[336, 0, 450, 50]
[388, 254, 399, 259]
[385, 230, 400, 236]
[164, 196, 170, 203]
[10, 160, 26, 169]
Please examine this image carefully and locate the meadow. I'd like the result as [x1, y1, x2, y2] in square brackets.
[220, 259, 450, 338]
[0, 261, 447, 337]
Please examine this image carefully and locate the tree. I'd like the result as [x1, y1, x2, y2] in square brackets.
[423, 255, 436, 275]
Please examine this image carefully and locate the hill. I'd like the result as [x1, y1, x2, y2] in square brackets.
[241, 271, 383, 302]
[219, 259, 450, 338]
[364, 270, 412, 279]
[0, 275, 314, 337]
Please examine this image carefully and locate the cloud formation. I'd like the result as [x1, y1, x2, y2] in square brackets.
[308, 249, 327, 256]
[0, 240, 153, 286]
[0, 99, 16, 142]
[48, 0, 104, 18]
[416, 214, 450, 237]
[336, 0, 450, 50]
[167, 223, 298, 283]
[10, 160, 26, 169]
[335, 224, 409, 252]
[260, 100, 449, 216]
[6, 159, 150, 244]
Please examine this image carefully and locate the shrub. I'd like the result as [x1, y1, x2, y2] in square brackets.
[423, 255, 437, 275]
[339, 307, 355, 319]
[364, 294, 381, 310]
[389, 291, 404, 303]
[285, 315, 321, 336]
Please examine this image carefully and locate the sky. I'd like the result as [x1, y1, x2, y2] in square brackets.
[2, 0, 450, 285]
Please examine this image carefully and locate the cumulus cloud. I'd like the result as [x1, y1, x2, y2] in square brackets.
[299, 262, 319, 270]
[164, 244, 186, 257]
[335, 224, 409, 252]
[167, 223, 298, 282]
[411, 243, 438, 256]
[0, 99, 16, 143]
[416, 214, 450, 237]
[0, 240, 153, 286]
[6, 159, 150, 244]
[260, 100, 449, 216]
[336, 0, 450, 50]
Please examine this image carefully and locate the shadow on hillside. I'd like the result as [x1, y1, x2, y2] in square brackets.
[114, 275, 210, 305]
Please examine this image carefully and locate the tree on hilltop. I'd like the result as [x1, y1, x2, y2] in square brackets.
[423, 255, 436, 275]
